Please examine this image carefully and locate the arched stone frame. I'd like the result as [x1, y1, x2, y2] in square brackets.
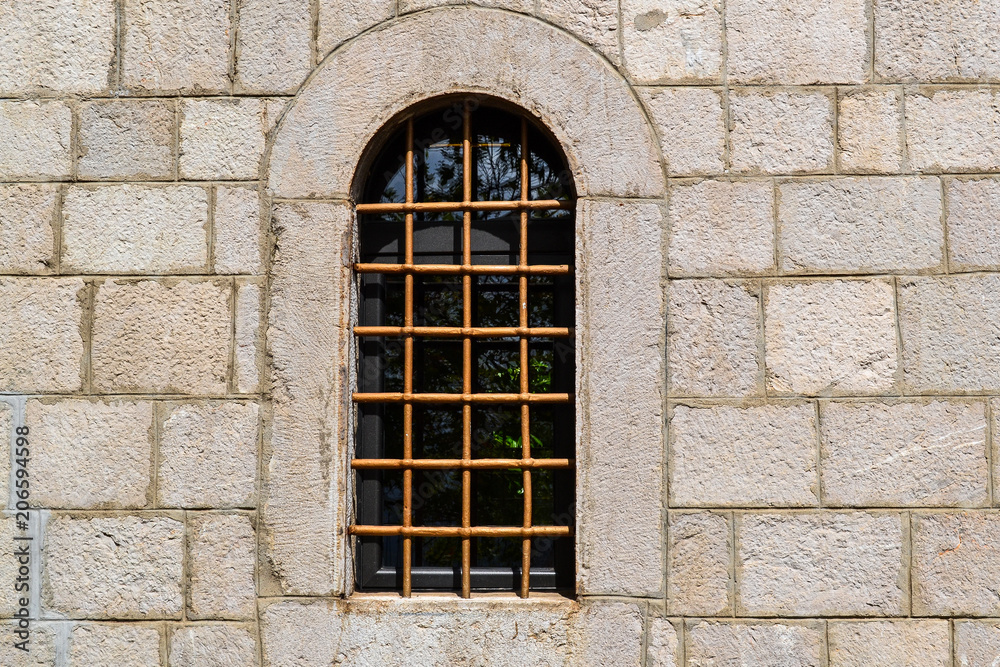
[261, 6, 668, 609]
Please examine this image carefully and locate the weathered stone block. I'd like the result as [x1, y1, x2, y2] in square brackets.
[667, 512, 731, 615]
[0, 519, 18, 616]
[539, 0, 620, 65]
[181, 99, 267, 180]
[69, 624, 162, 667]
[0, 100, 72, 179]
[912, 512, 1000, 616]
[905, 90, 1000, 172]
[765, 280, 897, 395]
[0, 184, 56, 274]
[235, 282, 262, 394]
[730, 91, 834, 174]
[686, 621, 825, 666]
[641, 87, 725, 175]
[646, 619, 679, 667]
[44, 516, 184, 618]
[778, 177, 944, 273]
[170, 624, 258, 667]
[668, 280, 761, 397]
[0, 401, 10, 510]
[92, 279, 231, 394]
[62, 185, 209, 274]
[668, 179, 774, 276]
[828, 620, 950, 667]
[236, 0, 311, 93]
[78, 100, 175, 180]
[738, 512, 906, 616]
[838, 88, 904, 173]
[318, 1, 395, 56]
[0, 622, 55, 666]
[955, 621, 1000, 667]
[947, 177, 1000, 271]
[159, 402, 259, 508]
[188, 514, 256, 619]
[621, 0, 723, 82]
[821, 400, 988, 507]
[27, 399, 154, 509]
[669, 403, 818, 507]
[214, 186, 262, 275]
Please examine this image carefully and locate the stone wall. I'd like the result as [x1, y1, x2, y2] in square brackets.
[1, 1, 999, 665]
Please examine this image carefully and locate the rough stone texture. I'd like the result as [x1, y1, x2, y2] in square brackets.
[170, 624, 258, 667]
[686, 621, 825, 666]
[730, 91, 834, 174]
[0, 401, 10, 511]
[668, 179, 774, 276]
[838, 88, 904, 173]
[621, 0, 723, 82]
[668, 280, 761, 397]
[400, 0, 462, 11]
[738, 512, 906, 616]
[0, 519, 18, 616]
[539, 0, 620, 65]
[912, 512, 1000, 616]
[0, 100, 72, 179]
[236, 0, 312, 93]
[765, 280, 897, 395]
[92, 279, 231, 394]
[646, 619, 679, 667]
[947, 177, 1000, 271]
[899, 275, 1000, 393]
[956, 621, 1000, 667]
[180, 99, 267, 180]
[0, 278, 84, 393]
[62, 185, 209, 274]
[778, 177, 944, 273]
[905, 90, 1000, 172]
[578, 199, 665, 597]
[821, 400, 988, 507]
[828, 620, 950, 667]
[875, 0, 1000, 82]
[122, 0, 230, 92]
[159, 402, 259, 508]
[44, 516, 184, 619]
[641, 87, 725, 175]
[69, 624, 162, 667]
[726, 0, 867, 84]
[27, 399, 154, 509]
[0, 622, 55, 666]
[669, 403, 818, 507]
[318, 1, 395, 56]
[667, 512, 731, 615]
[235, 283, 262, 394]
[188, 514, 256, 619]
[214, 186, 262, 275]
[78, 100, 175, 180]
[0, 184, 56, 275]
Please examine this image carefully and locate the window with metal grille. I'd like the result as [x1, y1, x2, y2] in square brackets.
[351, 97, 576, 598]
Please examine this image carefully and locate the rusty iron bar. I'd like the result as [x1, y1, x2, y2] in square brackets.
[401, 117, 415, 597]
[353, 325, 572, 338]
[518, 118, 532, 599]
[350, 525, 573, 538]
[352, 457, 574, 470]
[352, 392, 571, 404]
[355, 199, 572, 213]
[354, 263, 570, 276]
[460, 103, 474, 599]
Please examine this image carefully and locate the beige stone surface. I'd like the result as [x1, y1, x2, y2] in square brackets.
[159, 402, 259, 508]
[0, 401, 10, 510]
[646, 618, 679, 667]
[0, 184, 56, 275]
[730, 91, 834, 174]
[78, 100, 175, 180]
[778, 177, 944, 273]
[738, 512, 906, 616]
[838, 88, 904, 173]
[539, 0, 620, 65]
[912, 512, 1000, 616]
[821, 400, 988, 507]
[400, 0, 461, 11]
[905, 90, 1000, 172]
[0, 100, 72, 179]
[170, 624, 258, 667]
[214, 187, 262, 275]
[235, 283, 262, 394]
[92, 279, 231, 394]
[236, 0, 312, 93]
[27, 399, 154, 509]
[828, 620, 950, 667]
[947, 177, 1000, 271]
[765, 280, 897, 395]
[955, 621, 1000, 667]
[0, 278, 84, 393]
[317, 1, 395, 56]
[188, 514, 256, 619]
[69, 623, 162, 667]
[667, 512, 731, 615]
[687, 621, 824, 666]
[180, 99, 267, 180]
[122, 0, 230, 92]
[0, 519, 19, 616]
[669, 403, 818, 507]
[0, 622, 55, 666]
[62, 185, 209, 274]
[44, 516, 184, 619]
[668, 179, 774, 276]
[641, 87, 725, 175]
[668, 280, 761, 397]
[621, 0, 722, 82]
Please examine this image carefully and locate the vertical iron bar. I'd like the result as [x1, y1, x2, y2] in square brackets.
[461, 103, 473, 599]
[402, 118, 415, 597]
[519, 118, 532, 598]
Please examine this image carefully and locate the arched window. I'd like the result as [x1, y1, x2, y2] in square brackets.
[351, 97, 576, 598]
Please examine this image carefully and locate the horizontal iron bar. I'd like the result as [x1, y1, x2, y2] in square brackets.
[353, 392, 572, 404]
[354, 263, 571, 276]
[349, 525, 573, 537]
[352, 457, 574, 470]
[356, 199, 573, 213]
[353, 325, 572, 338]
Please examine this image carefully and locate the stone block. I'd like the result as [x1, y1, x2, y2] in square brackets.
[539, 0, 620, 65]
[621, 0, 723, 82]
[214, 186, 262, 274]
[62, 185, 209, 274]
[956, 621, 1000, 667]
[821, 400, 988, 507]
[0, 278, 84, 393]
[0, 401, 10, 510]
[947, 177, 1000, 271]
[667, 512, 731, 615]
[668, 179, 774, 276]
[122, 0, 231, 92]
[571, 602, 644, 666]
[27, 399, 154, 509]
[44, 516, 184, 618]
[92, 279, 231, 394]
[188, 514, 256, 619]
[686, 621, 825, 666]
[669, 403, 818, 507]
[170, 624, 258, 667]
[159, 402, 259, 508]
[0, 184, 56, 274]
[668, 280, 761, 397]
[778, 177, 944, 273]
[69, 623, 162, 667]
[180, 99, 267, 180]
[912, 512, 1000, 616]
[0, 519, 19, 616]
[0, 100, 72, 179]
[0, 621, 55, 666]
[78, 100, 175, 180]
[236, 0, 312, 93]
[641, 87, 725, 175]
[765, 280, 897, 395]
[317, 1, 395, 56]
[905, 89, 1000, 172]
[738, 512, 906, 616]
[646, 619, 679, 667]
[730, 91, 834, 174]
[838, 88, 904, 173]
[828, 620, 950, 667]
[235, 282, 262, 393]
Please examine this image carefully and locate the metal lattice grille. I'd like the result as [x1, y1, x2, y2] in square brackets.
[351, 102, 576, 598]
